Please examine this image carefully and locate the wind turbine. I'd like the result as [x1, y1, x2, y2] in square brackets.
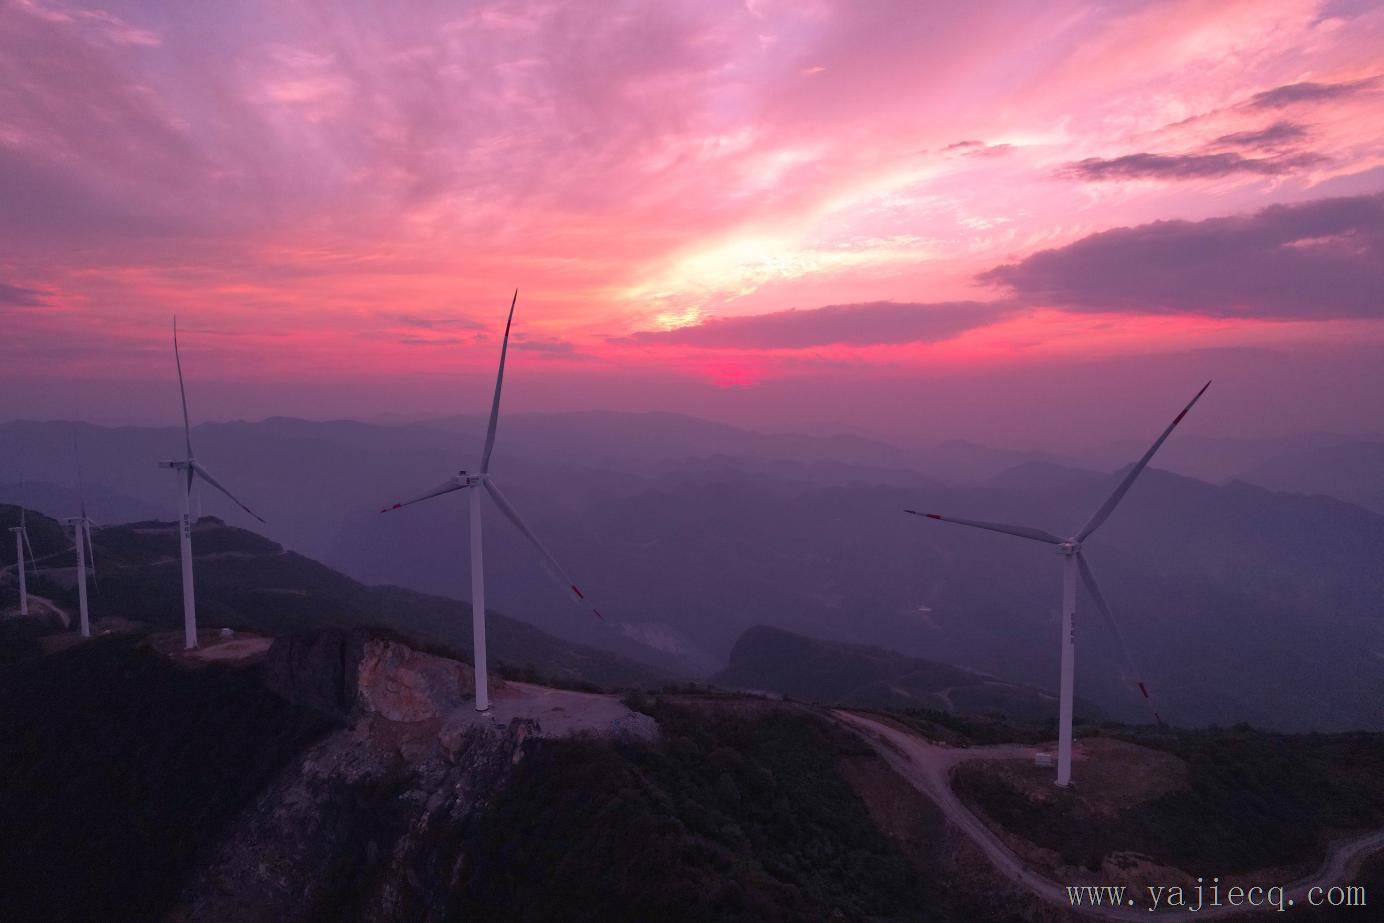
[9, 507, 35, 616]
[380, 291, 605, 712]
[66, 439, 97, 638]
[907, 381, 1210, 787]
[158, 319, 266, 650]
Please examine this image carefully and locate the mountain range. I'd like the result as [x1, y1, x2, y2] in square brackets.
[3, 413, 1383, 732]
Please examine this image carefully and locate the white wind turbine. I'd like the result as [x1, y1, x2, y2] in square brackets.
[907, 381, 1211, 787]
[66, 440, 97, 638]
[158, 319, 266, 650]
[9, 507, 36, 616]
[380, 291, 605, 712]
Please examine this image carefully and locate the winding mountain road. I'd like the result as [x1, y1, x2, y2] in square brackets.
[833, 710, 1383, 920]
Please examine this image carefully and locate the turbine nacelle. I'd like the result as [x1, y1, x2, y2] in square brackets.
[1057, 540, 1081, 557]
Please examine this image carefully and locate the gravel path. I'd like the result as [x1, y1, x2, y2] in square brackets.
[834, 710, 1383, 920]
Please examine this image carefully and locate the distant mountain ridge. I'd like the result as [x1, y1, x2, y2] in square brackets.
[5, 416, 1384, 732]
[715, 625, 1088, 722]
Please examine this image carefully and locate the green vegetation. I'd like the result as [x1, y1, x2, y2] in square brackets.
[955, 726, 1384, 874]
[868, 705, 1059, 746]
[0, 635, 336, 923]
[452, 700, 942, 922]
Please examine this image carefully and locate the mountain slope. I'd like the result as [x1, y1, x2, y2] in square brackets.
[0, 505, 669, 690]
[714, 625, 1079, 722]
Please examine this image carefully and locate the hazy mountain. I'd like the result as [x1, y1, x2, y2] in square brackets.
[5, 415, 1384, 732]
[1083, 431, 1384, 485]
[1234, 440, 1384, 515]
[0, 481, 171, 526]
[714, 625, 1085, 721]
[0, 415, 1063, 563]
[334, 457, 1384, 732]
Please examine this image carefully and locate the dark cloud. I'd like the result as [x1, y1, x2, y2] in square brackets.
[623, 301, 1012, 349]
[0, 280, 49, 307]
[1214, 120, 1309, 150]
[383, 313, 484, 330]
[1062, 151, 1324, 181]
[942, 139, 1012, 157]
[981, 193, 1384, 319]
[394, 335, 475, 347]
[513, 334, 577, 354]
[1248, 77, 1377, 109]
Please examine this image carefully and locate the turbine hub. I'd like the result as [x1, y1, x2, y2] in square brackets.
[1058, 540, 1080, 556]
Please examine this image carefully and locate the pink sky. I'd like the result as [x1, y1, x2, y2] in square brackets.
[2, 0, 1383, 446]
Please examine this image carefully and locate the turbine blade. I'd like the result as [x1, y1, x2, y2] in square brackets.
[22, 529, 36, 576]
[174, 317, 194, 459]
[479, 290, 518, 475]
[84, 522, 98, 590]
[190, 461, 266, 524]
[1077, 553, 1164, 726]
[1076, 380, 1211, 542]
[379, 476, 469, 513]
[905, 509, 1061, 544]
[483, 478, 604, 620]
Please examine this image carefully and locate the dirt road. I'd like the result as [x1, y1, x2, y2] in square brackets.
[834, 710, 1383, 920]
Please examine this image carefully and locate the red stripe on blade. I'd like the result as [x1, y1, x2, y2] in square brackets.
[926, 513, 941, 520]
[1137, 682, 1150, 698]
[571, 585, 585, 599]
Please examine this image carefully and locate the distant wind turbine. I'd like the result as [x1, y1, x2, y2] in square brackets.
[9, 507, 35, 616]
[380, 291, 605, 712]
[907, 381, 1211, 787]
[158, 319, 266, 650]
[67, 438, 97, 638]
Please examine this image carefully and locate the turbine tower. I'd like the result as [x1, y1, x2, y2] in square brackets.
[67, 441, 97, 638]
[381, 291, 605, 711]
[158, 319, 266, 650]
[9, 508, 35, 616]
[907, 381, 1210, 787]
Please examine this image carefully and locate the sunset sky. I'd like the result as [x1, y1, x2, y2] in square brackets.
[2, 0, 1382, 446]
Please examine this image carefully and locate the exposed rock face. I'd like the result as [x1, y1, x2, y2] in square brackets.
[356, 640, 474, 722]
[163, 629, 657, 922]
[262, 629, 365, 719]
[167, 718, 533, 923]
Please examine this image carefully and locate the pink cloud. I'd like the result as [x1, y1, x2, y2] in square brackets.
[0, 0, 1381, 432]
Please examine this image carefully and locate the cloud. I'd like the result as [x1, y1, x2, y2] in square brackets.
[942, 139, 1013, 158]
[623, 301, 1011, 349]
[0, 279, 49, 307]
[1248, 77, 1378, 109]
[512, 334, 577, 354]
[1062, 151, 1324, 181]
[981, 193, 1384, 319]
[382, 313, 484, 331]
[394, 335, 475, 347]
[1213, 120, 1308, 150]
